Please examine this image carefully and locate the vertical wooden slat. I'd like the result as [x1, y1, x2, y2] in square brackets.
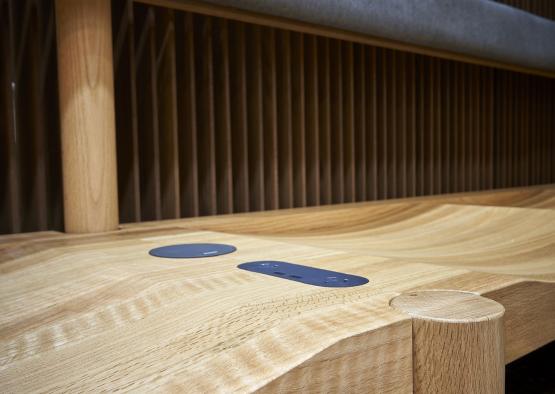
[488, 68, 494, 189]
[423, 56, 433, 195]
[461, 63, 468, 191]
[434, 58, 442, 194]
[354, 44, 366, 202]
[536, 77, 547, 184]
[0, 0, 22, 234]
[196, 15, 217, 215]
[536, 75, 546, 184]
[262, 27, 279, 210]
[367, 46, 378, 200]
[114, 0, 141, 223]
[480, 67, 487, 190]
[377, 48, 388, 199]
[522, 74, 530, 186]
[542, 78, 549, 183]
[135, 7, 161, 221]
[20, 3, 48, 231]
[277, 30, 293, 209]
[318, 37, 332, 205]
[550, 79, 555, 183]
[330, 39, 344, 204]
[479, 67, 487, 190]
[528, 76, 536, 185]
[387, 50, 397, 199]
[506, 71, 514, 187]
[471, 65, 478, 191]
[416, 55, 425, 196]
[291, 32, 306, 207]
[176, 11, 199, 217]
[441, 60, 451, 194]
[213, 17, 233, 214]
[343, 41, 356, 203]
[230, 21, 249, 213]
[156, 8, 180, 219]
[398, 51, 407, 198]
[305, 34, 319, 206]
[498, 69, 504, 189]
[246, 24, 264, 211]
[407, 53, 417, 197]
[467, 64, 474, 191]
[514, 73, 522, 187]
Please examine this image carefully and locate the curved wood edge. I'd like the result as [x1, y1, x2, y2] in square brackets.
[409, 273, 555, 363]
[163, 295, 413, 393]
[391, 291, 505, 394]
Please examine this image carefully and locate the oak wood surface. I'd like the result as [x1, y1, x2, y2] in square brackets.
[391, 291, 505, 393]
[0, 186, 554, 391]
[55, 0, 119, 233]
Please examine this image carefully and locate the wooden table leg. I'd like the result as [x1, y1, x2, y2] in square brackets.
[391, 290, 505, 394]
[55, 0, 119, 233]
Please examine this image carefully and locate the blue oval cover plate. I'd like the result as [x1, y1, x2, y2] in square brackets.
[149, 243, 236, 258]
[238, 261, 369, 287]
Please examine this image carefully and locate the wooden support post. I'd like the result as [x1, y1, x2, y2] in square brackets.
[391, 290, 505, 394]
[55, 0, 119, 233]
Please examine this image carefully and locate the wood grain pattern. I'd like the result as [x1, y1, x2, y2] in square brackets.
[156, 8, 181, 220]
[3, 1, 555, 235]
[391, 291, 505, 394]
[55, 0, 119, 233]
[1, 187, 553, 391]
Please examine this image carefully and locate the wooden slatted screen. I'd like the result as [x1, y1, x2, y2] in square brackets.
[0, 0, 63, 235]
[1, 0, 554, 234]
[112, 0, 555, 224]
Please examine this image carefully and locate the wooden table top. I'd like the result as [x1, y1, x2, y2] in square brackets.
[1, 186, 554, 392]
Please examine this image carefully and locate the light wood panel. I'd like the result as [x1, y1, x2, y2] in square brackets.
[0, 188, 554, 391]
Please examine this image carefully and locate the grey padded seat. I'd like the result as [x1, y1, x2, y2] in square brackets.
[195, 0, 555, 72]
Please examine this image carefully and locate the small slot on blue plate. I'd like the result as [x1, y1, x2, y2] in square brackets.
[238, 261, 368, 288]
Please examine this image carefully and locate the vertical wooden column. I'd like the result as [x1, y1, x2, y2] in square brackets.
[55, 0, 119, 233]
[391, 290, 505, 394]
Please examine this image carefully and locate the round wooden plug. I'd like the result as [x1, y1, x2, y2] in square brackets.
[390, 290, 505, 394]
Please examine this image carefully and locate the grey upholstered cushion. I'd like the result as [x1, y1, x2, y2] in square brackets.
[194, 0, 555, 72]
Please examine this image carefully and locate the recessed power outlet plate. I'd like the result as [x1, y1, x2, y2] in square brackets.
[149, 243, 236, 258]
[238, 261, 369, 287]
